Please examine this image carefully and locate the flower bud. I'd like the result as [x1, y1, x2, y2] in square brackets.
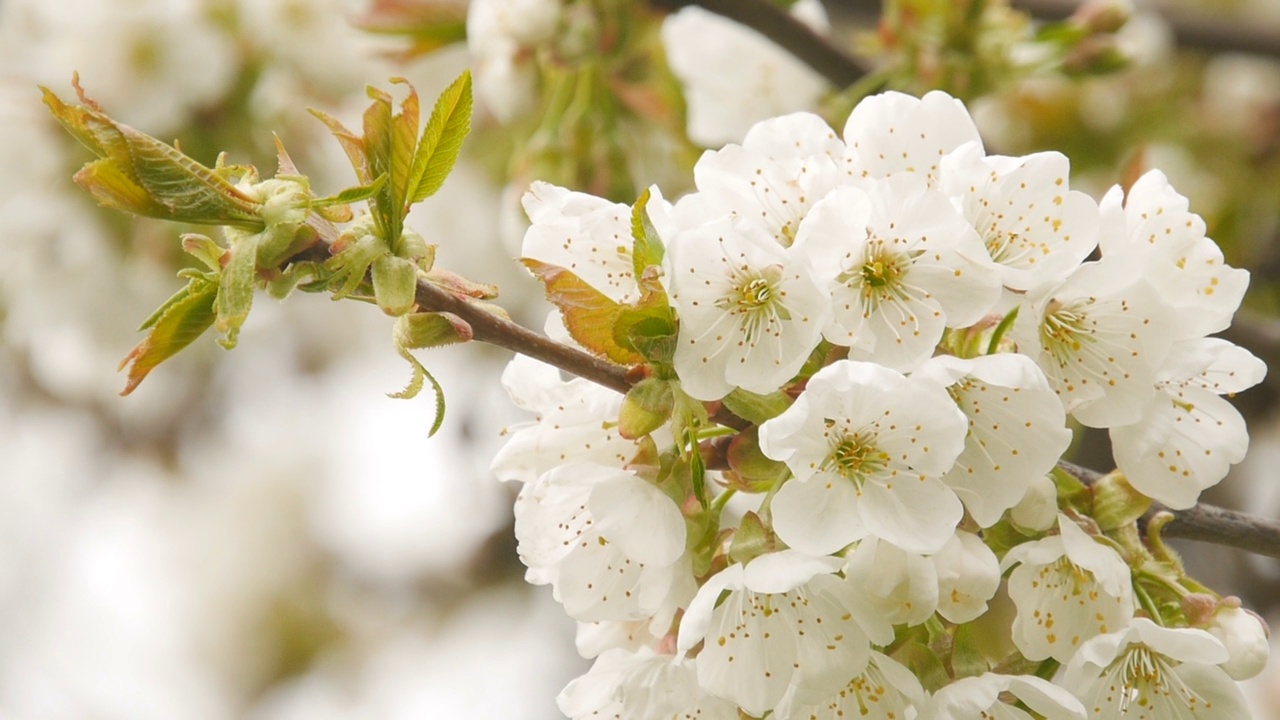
[1208, 602, 1270, 680]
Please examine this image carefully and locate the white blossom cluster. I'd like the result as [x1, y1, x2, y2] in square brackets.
[498, 90, 1270, 718]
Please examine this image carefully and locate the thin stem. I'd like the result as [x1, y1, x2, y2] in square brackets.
[648, 0, 870, 88]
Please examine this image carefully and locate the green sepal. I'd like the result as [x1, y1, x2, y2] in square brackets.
[215, 238, 259, 349]
[179, 233, 226, 273]
[728, 511, 777, 566]
[522, 258, 641, 366]
[724, 427, 791, 493]
[619, 377, 675, 440]
[391, 311, 474, 435]
[722, 388, 793, 425]
[630, 187, 665, 277]
[119, 273, 218, 395]
[326, 231, 387, 300]
[406, 70, 472, 205]
[42, 82, 263, 228]
[372, 254, 419, 316]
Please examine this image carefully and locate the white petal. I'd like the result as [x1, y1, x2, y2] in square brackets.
[771, 473, 867, 556]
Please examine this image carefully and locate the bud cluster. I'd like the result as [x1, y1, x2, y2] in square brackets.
[497, 90, 1270, 718]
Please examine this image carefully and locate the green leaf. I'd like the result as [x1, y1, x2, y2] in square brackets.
[372, 254, 419, 316]
[215, 237, 259, 349]
[630, 187, 665, 277]
[522, 258, 642, 366]
[312, 174, 388, 207]
[42, 84, 264, 228]
[722, 388, 793, 425]
[620, 377, 675, 440]
[406, 71, 473, 205]
[728, 511, 776, 566]
[119, 275, 218, 395]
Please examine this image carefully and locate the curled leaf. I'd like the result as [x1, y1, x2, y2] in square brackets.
[391, 311, 474, 435]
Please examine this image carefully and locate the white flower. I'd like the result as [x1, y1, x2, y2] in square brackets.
[933, 530, 1001, 624]
[793, 179, 1002, 372]
[1064, 618, 1249, 720]
[922, 673, 1086, 720]
[1110, 338, 1266, 509]
[491, 355, 642, 485]
[514, 463, 692, 623]
[1207, 604, 1270, 681]
[1000, 515, 1134, 663]
[914, 353, 1073, 527]
[843, 537, 940, 634]
[760, 360, 968, 555]
[1099, 169, 1249, 339]
[1010, 473, 1061, 532]
[467, 0, 561, 121]
[521, 181, 647, 304]
[773, 651, 926, 720]
[575, 619, 667, 659]
[843, 90, 983, 186]
[1012, 254, 1177, 428]
[661, 0, 831, 147]
[675, 112, 844, 247]
[939, 143, 1100, 291]
[668, 216, 830, 400]
[557, 647, 739, 720]
[677, 551, 873, 717]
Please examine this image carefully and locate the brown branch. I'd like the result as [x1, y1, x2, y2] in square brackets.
[1059, 461, 1280, 560]
[649, 0, 870, 88]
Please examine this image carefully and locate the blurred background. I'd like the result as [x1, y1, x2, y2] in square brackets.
[3, 0, 1280, 717]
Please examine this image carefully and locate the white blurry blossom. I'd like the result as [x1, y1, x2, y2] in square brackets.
[1099, 169, 1249, 340]
[940, 144, 1100, 291]
[1, 0, 238, 134]
[677, 551, 874, 717]
[661, 0, 830, 147]
[794, 180, 1002, 372]
[675, 112, 843, 247]
[491, 354, 641, 485]
[842, 90, 983, 185]
[1064, 618, 1250, 720]
[667, 216, 829, 400]
[773, 651, 926, 720]
[467, 0, 561, 121]
[1207, 604, 1270, 681]
[760, 360, 968, 555]
[514, 463, 692, 623]
[1001, 515, 1134, 663]
[1110, 338, 1266, 509]
[557, 648, 738, 720]
[914, 354, 1073, 528]
[1012, 254, 1177, 429]
[923, 673, 1086, 720]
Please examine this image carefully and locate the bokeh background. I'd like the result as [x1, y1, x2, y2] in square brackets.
[3, 0, 1280, 717]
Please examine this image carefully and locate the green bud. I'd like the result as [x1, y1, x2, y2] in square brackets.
[1091, 470, 1152, 531]
[372, 254, 419, 316]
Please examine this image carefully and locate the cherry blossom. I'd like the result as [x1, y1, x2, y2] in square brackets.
[923, 673, 1086, 720]
[842, 89, 983, 185]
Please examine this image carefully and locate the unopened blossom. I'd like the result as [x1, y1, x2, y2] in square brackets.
[522, 181, 653, 304]
[940, 143, 1100, 291]
[677, 551, 874, 717]
[914, 353, 1073, 527]
[773, 651, 926, 720]
[923, 673, 1086, 720]
[760, 360, 967, 555]
[491, 355, 643, 485]
[843, 537, 940, 635]
[1064, 618, 1249, 720]
[933, 530, 1001, 624]
[1110, 337, 1266, 509]
[1012, 253, 1177, 428]
[793, 179, 1002, 372]
[1001, 515, 1134, 663]
[674, 112, 843, 247]
[842, 89, 983, 186]
[514, 463, 692, 623]
[1099, 169, 1249, 339]
[667, 216, 830, 401]
[661, 0, 830, 147]
[1206, 603, 1270, 681]
[1010, 473, 1060, 532]
[557, 647, 738, 720]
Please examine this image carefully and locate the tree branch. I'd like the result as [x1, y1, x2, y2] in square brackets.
[649, 0, 870, 88]
[1059, 461, 1280, 560]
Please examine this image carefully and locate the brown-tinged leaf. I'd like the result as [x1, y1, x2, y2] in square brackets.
[119, 275, 218, 395]
[522, 259, 642, 366]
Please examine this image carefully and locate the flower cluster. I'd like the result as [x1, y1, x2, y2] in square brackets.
[498, 90, 1269, 718]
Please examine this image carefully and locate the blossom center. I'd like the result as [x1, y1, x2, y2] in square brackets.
[715, 266, 791, 343]
[822, 430, 888, 485]
[1039, 298, 1093, 365]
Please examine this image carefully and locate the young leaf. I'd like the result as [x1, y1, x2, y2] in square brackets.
[312, 174, 389, 208]
[392, 311, 474, 436]
[630, 187, 665, 277]
[722, 388, 793, 425]
[728, 512, 776, 566]
[522, 259, 642, 366]
[372, 254, 419, 316]
[308, 109, 372, 184]
[42, 84, 263, 228]
[620, 377, 675, 439]
[406, 70, 473, 205]
[215, 238, 259, 349]
[119, 275, 219, 395]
